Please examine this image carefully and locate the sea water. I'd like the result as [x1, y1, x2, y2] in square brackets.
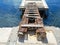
[0, 0, 60, 27]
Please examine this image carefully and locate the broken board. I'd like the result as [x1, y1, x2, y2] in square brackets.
[17, 30, 57, 45]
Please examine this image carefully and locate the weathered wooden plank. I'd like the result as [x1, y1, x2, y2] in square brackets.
[25, 16, 40, 19]
[21, 24, 44, 27]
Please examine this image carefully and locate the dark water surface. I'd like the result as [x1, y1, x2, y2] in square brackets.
[0, 0, 60, 27]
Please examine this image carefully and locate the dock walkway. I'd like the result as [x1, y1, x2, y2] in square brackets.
[0, 26, 58, 45]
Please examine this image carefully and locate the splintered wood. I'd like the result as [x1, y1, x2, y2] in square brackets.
[18, 2, 46, 40]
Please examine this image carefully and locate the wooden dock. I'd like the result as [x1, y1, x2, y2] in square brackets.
[18, 2, 46, 40]
[17, 0, 57, 45]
